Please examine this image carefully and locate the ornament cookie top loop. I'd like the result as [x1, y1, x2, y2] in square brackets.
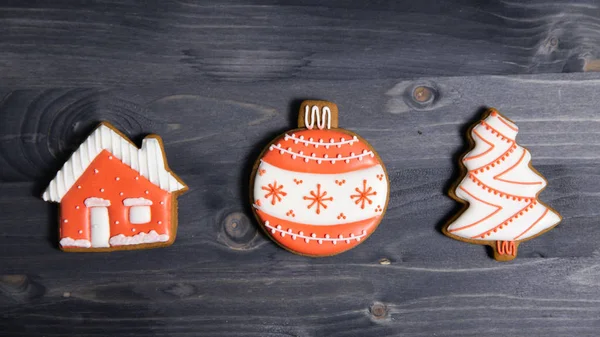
[298, 100, 339, 129]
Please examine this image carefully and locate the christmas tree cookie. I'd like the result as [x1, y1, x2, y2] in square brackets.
[250, 100, 390, 256]
[444, 109, 561, 261]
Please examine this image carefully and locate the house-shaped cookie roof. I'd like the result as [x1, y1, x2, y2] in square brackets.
[42, 123, 186, 202]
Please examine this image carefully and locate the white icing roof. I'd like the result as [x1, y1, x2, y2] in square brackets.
[43, 123, 187, 202]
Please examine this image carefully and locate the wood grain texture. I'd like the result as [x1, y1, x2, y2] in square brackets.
[1, 72, 600, 336]
[3, 0, 600, 87]
[3, 1, 600, 336]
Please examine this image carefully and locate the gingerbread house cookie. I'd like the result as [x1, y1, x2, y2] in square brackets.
[42, 122, 188, 252]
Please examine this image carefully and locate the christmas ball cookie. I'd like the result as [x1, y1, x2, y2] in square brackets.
[250, 100, 389, 256]
[443, 108, 561, 261]
[42, 122, 188, 252]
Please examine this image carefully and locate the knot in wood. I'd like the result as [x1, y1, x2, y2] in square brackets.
[0, 274, 46, 303]
[413, 86, 433, 103]
[219, 212, 259, 250]
[378, 258, 391, 265]
[370, 302, 388, 319]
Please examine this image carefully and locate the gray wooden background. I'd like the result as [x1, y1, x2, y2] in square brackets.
[2, 1, 600, 336]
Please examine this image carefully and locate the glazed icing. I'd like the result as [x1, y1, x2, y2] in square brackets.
[260, 129, 378, 173]
[109, 230, 169, 246]
[59, 237, 92, 248]
[447, 111, 560, 242]
[57, 150, 173, 248]
[254, 161, 387, 225]
[42, 124, 185, 202]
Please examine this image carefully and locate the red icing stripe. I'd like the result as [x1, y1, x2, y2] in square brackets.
[261, 129, 379, 173]
[255, 209, 381, 256]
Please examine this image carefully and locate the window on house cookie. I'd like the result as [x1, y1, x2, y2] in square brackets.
[123, 198, 152, 224]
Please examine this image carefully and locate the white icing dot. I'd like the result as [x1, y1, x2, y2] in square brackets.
[346, 239, 351, 244]
[115, 177, 120, 181]
[78, 230, 83, 234]
[160, 201, 165, 205]
[158, 221, 162, 225]
[337, 154, 342, 158]
[300, 136, 304, 140]
[305, 238, 310, 243]
[120, 192, 124, 196]
[281, 232, 286, 237]
[304, 158, 309, 163]
[75, 206, 80, 209]
[63, 219, 68, 223]
[362, 230, 366, 235]
[332, 240, 337, 245]
[269, 145, 274, 151]
[311, 233, 317, 238]
[292, 235, 297, 240]
[299, 231, 304, 236]
[292, 154, 297, 159]
[309, 137, 313, 142]
[145, 190, 149, 194]
[135, 176, 139, 180]
[277, 225, 282, 229]
[353, 135, 358, 141]
[280, 149, 284, 154]
[325, 234, 330, 239]
[94, 169, 99, 174]
[271, 228, 277, 234]
[345, 159, 350, 164]
[339, 234, 344, 239]
[115, 221, 120, 224]
[356, 237, 361, 241]
[288, 229, 293, 233]
[132, 228, 136, 232]
[362, 149, 368, 154]
[370, 153, 375, 157]
[318, 239, 323, 244]
[100, 188, 105, 192]
[77, 185, 82, 189]
[108, 156, 113, 160]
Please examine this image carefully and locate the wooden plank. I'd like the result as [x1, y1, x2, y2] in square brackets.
[1, 72, 600, 336]
[2, 0, 600, 86]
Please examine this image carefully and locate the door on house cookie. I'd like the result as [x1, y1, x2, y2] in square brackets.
[85, 197, 111, 248]
[90, 207, 110, 247]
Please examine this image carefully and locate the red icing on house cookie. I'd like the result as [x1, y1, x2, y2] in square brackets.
[42, 122, 188, 251]
[251, 101, 390, 256]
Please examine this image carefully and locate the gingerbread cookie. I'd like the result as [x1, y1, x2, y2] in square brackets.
[42, 122, 188, 252]
[250, 100, 390, 256]
[444, 108, 561, 261]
